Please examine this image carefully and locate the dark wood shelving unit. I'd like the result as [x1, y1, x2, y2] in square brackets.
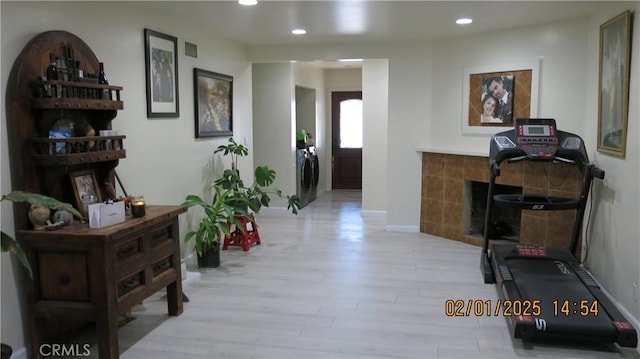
[6, 30, 184, 359]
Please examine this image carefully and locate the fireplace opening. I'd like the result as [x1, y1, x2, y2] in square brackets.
[463, 181, 522, 241]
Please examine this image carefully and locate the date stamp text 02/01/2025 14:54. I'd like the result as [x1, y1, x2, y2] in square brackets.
[444, 299, 599, 317]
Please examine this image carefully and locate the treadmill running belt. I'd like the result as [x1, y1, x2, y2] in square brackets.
[507, 258, 616, 337]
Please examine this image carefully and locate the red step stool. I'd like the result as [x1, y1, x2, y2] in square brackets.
[223, 214, 261, 251]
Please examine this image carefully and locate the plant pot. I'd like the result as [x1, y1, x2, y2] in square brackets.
[1, 343, 12, 359]
[197, 244, 220, 268]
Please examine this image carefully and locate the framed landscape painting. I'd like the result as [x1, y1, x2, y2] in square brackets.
[193, 68, 233, 138]
[597, 11, 632, 157]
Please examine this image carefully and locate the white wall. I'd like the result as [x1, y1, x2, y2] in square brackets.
[384, 43, 433, 231]
[295, 86, 317, 138]
[586, 5, 640, 321]
[1, 1, 251, 352]
[252, 63, 295, 203]
[429, 17, 592, 152]
[362, 60, 389, 212]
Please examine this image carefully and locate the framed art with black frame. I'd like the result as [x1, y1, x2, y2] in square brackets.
[597, 10, 632, 157]
[144, 29, 179, 118]
[193, 68, 233, 138]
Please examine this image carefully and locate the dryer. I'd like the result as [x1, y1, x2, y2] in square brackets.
[308, 145, 319, 202]
[296, 148, 312, 208]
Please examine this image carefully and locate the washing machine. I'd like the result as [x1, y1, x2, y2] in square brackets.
[296, 148, 312, 208]
[308, 145, 319, 202]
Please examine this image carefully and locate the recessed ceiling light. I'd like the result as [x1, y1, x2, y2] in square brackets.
[456, 18, 473, 25]
[238, 0, 257, 6]
[291, 28, 307, 35]
[338, 58, 363, 62]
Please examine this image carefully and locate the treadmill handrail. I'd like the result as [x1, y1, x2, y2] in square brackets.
[506, 155, 528, 163]
[553, 156, 576, 165]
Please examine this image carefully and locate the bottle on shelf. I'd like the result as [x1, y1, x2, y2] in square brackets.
[75, 61, 83, 79]
[98, 62, 110, 100]
[64, 43, 76, 82]
[46, 54, 60, 98]
[73, 61, 83, 98]
[46, 54, 59, 81]
[98, 62, 108, 85]
[56, 56, 68, 82]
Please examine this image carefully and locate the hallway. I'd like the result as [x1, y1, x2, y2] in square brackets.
[89, 190, 637, 358]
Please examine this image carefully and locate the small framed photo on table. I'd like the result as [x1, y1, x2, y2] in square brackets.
[70, 170, 102, 218]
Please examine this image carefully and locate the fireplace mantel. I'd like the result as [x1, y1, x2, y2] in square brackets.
[416, 147, 487, 158]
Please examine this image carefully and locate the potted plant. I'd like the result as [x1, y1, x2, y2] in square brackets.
[182, 138, 299, 266]
[181, 186, 250, 268]
[214, 137, 300, 215]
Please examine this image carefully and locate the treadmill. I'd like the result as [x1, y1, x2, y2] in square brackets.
[480, 118, 637, 348]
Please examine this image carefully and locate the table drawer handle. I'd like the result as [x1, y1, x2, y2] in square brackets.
[123, 279, 139, 288]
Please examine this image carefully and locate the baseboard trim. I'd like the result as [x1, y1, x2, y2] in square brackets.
[9, 346, 26, 359]
[183, 270, 202, 288]
[384, 225, 419, 233]
[360, 210, 386, 216]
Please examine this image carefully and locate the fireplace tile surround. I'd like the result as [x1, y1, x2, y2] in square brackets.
[420, 151, 582, 248]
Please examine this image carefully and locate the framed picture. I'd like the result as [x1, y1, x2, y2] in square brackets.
[144, 29, 179, 118]
[462, 59, 540, 135]
[69, 170, 102, 218]
[598, 11, 632, 157]
[194, 68, 233, 138]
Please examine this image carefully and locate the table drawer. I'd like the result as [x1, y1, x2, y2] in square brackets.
[116, 270, 144, 298]
[38, 252, 90, 301]
[112, 235, 144, 265]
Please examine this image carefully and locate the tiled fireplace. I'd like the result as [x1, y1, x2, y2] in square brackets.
[420, 151, 583, 248]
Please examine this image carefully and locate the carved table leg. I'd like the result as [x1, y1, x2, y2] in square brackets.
[95, 309, 119, 358]
[167, 279, 184, 316]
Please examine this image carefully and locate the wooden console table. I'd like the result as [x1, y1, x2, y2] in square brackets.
[17, 205, 186, 359]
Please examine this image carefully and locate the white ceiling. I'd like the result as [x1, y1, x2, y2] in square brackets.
[140, 1, 626, 67]
[143, 1, 623, 45]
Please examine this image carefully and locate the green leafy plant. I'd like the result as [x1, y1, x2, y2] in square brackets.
[214, 137, 300, 215]
[2, 190, 83, 219]
[1, 231, 32, 279]
[182, 138, 299, 260]
[1, 190, 83, 278]
[181, 186, 249, 255]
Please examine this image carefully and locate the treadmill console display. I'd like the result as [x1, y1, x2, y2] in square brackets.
[516, 119, 558, 158]
[489, 118, 591, 172]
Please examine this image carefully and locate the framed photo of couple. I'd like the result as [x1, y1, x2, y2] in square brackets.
[462, 59, 540, 135]
[597, 10, 631, 158]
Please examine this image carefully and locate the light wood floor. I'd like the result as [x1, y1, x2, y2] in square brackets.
[99, 190, 638, 358]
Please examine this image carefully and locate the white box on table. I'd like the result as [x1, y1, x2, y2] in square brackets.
[88, 201, 125, 229]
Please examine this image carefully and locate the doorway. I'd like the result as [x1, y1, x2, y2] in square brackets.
[331, 91, 363, 189]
